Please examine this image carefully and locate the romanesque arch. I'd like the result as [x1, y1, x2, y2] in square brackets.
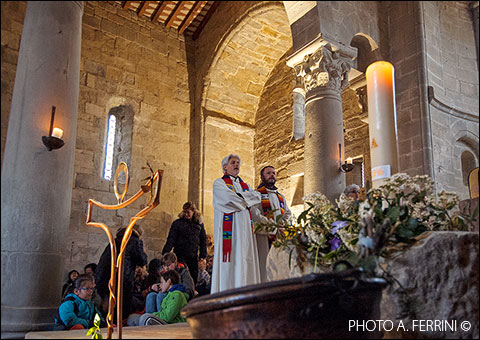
[200, 2, 293, 233]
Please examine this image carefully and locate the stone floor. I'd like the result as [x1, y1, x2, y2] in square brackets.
[24, 323, 193, 339]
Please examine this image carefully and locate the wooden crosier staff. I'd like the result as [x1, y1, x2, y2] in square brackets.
[86, 162, 163, 339]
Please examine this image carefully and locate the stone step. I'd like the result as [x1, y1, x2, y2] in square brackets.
[25, 323, 193, 339]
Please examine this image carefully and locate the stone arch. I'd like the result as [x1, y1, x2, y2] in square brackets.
[199, 2, 293, 233]
[453, 128, 479, 196]
[455, 129, 480, 160]
[350, 33, 381, 73]
[202, 1, 292, 125]
[461, 151, 477, 186]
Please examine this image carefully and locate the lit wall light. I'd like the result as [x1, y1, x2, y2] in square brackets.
[42, 105, 65, 151]
[339, 143, 354, 173]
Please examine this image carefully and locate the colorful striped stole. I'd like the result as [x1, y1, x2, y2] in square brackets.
[257, 184, 285, 217]
[221, 174, 253, 262]
[222, 213, 233, 262]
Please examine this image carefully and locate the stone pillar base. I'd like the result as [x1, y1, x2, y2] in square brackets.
[1, 305, 56, 337]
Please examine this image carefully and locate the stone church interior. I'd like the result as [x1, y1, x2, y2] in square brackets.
[1, 1, 479, 339]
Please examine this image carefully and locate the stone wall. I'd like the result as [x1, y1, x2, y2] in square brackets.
[342, 88, 372, 189]
[202, 116, 255, 235]
[254, 52, 304, 214]
[385, 1, 431, 178]
[423, 1, 479, 199]
[316, 1, 381, 49]
[387, 1, 479, 200]
[67, 1, 191, 278]
[186, 1, 264, 211]
[0, 1, 27, 167]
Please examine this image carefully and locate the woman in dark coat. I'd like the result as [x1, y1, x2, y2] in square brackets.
[162, 202, 207, 285]
[94, 224, 147, 321]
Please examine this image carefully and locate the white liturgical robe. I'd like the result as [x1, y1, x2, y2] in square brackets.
[251, 186, 292, 283]
[211, 175, 262, 294]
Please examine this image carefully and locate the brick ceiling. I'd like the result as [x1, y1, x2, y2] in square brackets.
[112, 1, 219, 39]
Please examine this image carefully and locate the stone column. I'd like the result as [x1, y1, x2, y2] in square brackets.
[288, 42, 353, 203]
[1, 1, 83, 337]
[469, 1, 479, 70]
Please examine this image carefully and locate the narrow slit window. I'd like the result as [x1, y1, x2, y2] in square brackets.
[103, 114, 117, 180]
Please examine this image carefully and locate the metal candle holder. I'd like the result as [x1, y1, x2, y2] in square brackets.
[42, 106, 65, 151]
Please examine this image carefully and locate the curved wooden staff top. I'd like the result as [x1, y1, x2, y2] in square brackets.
[86, 162, 163, 339]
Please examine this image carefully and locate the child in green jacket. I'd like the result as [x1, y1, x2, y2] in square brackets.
[127, 270, 188, 326]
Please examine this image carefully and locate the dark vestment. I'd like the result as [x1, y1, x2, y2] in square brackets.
[162, 217, 207, 285]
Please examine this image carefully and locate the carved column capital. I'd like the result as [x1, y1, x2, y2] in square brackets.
[292, 44, 351, 93]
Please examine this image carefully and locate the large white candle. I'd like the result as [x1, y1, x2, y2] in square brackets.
[366, 61, 398, 187]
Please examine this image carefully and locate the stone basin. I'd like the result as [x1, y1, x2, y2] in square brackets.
[182, 268, 387, 339]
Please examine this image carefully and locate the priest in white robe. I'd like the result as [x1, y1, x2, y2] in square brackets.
[211, 154, 262, 294]
[251, 165, 292, 283]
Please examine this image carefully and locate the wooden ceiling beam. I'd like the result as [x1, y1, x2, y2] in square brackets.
[179, 1, 207, 34]
[137, 1, 152, 16]
[165, 1, 189, 29]
[122, 1, 135, 10]
[151, 1, 168, 23]
[192, 1, 220, 40]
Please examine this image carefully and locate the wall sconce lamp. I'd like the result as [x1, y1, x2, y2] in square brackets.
[42, 105, 64, 151]
[339, 143, 354, 173]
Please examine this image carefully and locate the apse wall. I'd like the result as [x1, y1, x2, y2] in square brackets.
[423, 1, 479, 199]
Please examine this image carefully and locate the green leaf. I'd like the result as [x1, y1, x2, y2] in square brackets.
[396, 224, 414, 240]
[93, 332, 103, 339]
[86, 328, 95, 336]
[288, 248, 294, 269]
[408, 217, 419, 230]
[94, 313, 101, 327]
[297, 206, 312, 224]
[386, 207, 401, 222]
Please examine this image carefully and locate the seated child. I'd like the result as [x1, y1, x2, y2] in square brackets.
[144, 253, 194, 313]
[127, 270, 188, 326]
[196, 258, 211, 296]
[161, 252, 195, 299]
[54, 274, 106, 331]
[61, 269, 79, 299]
[131, 265, 149, 313]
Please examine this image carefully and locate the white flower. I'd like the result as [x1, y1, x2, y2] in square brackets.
[359, 201, 373, 220]
[411, 202, 430, 220]
[337, 228, 356, 251]
[305, 227, 323, 246]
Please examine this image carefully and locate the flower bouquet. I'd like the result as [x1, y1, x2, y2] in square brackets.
[254, 173, 477, 276]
